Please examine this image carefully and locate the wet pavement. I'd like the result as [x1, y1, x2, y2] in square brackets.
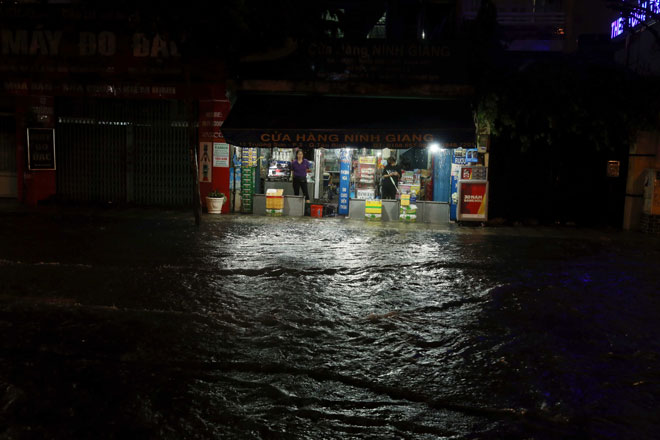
[1, 206, 660, 439]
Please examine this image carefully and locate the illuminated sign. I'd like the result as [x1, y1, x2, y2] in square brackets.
[612, 0, 660, 39]
[611, 17, 625, 39]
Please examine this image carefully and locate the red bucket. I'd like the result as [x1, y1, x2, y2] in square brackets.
[311, 205, 324, 218]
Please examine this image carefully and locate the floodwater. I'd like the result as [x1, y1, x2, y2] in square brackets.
[1, 209, 660, 439]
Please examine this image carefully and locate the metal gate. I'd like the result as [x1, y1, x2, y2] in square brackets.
[56, 98, 194, 206]
[0, 113, 17, 198]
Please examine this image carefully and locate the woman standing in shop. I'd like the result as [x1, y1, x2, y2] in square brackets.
[291, 149, 311, 203]
[381, 156, 400, 200]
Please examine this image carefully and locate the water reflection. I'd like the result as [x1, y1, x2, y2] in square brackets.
[1, 213, 659, 438]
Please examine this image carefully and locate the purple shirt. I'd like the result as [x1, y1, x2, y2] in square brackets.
[291, 158, 310, 179]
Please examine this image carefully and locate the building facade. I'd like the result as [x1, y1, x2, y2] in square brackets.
[609, 1, 660, 231]
[0, 4, 231, 211]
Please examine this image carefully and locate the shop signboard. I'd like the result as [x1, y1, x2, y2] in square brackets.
[338, 149, 351, 215]
[237, 40, 469, 85]
[0, 6, 223, 82]
[221, 129, 475, 150]
[220, 95, 476, 150]
[457, 182, 488, 221]
[27, 128, 56, 170]
[213, 142, 229, 167]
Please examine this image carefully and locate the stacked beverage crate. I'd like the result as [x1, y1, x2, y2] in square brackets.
[266, 188, 284, 216]
[241, 148, 258, 213]
[364, 200, 382, 220]
[399, 194, 417, 222]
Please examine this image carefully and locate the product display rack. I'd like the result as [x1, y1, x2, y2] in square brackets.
[356, 155, 377, 200]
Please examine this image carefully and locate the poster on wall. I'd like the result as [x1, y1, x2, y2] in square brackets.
[453, 148, 466, 165]
[213, 142, 230, 167]
[199, 142, 212, 182]
[460, 166, 488, 181]
[27, 128, 56, 170]
[457, 181, 488, 221]
[466, 148, 479, 163]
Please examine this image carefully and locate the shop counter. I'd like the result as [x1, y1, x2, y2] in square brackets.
[264, 181, 314, 199]
[253, 194, 266, 215]
[348, 199, 450, 223]
[252, 194, 304, 217]
[381, 200, 399, 222]
[284, 196, 304, 216]
[348, 199, 365, 218]
[416, 201, 449, 223]
[348, 199, 397, 221]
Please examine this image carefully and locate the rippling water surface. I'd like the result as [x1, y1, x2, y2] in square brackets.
[1, 212, 659, 439]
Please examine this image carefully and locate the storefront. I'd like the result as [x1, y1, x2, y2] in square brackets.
[0, 7, 229, 209]
[220, 93, 487, 222]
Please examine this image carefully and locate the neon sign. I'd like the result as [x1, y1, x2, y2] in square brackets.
[611, 17, 625, 38]
[653, 0, 660, 13]
[611, 0, 660, 39]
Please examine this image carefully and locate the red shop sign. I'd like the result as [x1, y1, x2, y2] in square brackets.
[458, 181, 488, 221]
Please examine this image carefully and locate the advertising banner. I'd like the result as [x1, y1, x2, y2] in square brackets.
[213, 142, 229, 167]
[460, 166, 488, 181]
[466, 148, 479, 163]
[338, 149, 351, 215]
[458, 181, 488, 221]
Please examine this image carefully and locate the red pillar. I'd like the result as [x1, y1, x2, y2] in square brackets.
[17, 96, 56, 206]
[198, 98, 232, 213]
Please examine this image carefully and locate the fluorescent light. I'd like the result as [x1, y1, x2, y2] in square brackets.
[429, 142, 440, 153]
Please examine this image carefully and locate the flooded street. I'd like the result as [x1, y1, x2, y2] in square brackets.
[1, 209, 660, 439]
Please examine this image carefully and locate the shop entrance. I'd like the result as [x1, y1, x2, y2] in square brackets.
[0, 113, 17, 198]
[221, 93, 478, 220]
[258, 147, 440, 215]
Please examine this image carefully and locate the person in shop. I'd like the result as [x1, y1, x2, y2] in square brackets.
[381, 156, 400, 200]
[290, 149, 311, 203]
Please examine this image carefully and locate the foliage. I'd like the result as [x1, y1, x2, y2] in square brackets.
[472, 47, 660, 225]
[476, 58, 656, 154]
[208, 190, 225, 199]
